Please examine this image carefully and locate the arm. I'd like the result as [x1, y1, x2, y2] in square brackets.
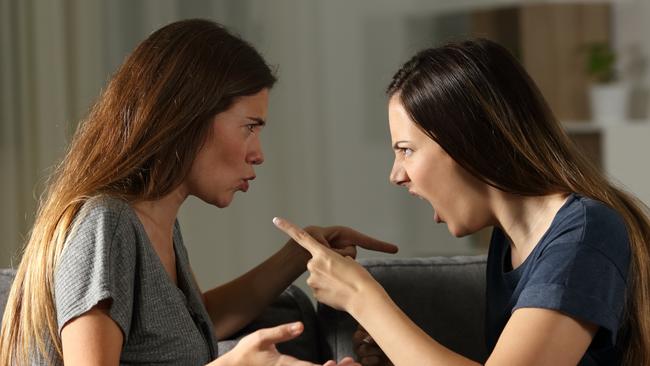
[61, 307, 352, 366]
[60, 301, 123, 366]
[201, 241, 308, 339]
[351, 284, 595, 366]
[274, 217, 597, 366]
[349, 278, 480, 366]
[200, 226, 398, 339]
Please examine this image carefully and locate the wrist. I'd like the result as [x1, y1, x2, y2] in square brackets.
[348, 278, 389, 320]
[281, 240, 311, 271]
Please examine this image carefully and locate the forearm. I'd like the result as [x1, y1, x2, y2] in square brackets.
[350, 285, 481, 366]
[203, 241, 309, 338]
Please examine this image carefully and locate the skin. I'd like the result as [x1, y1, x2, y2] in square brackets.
[271, 96, 598, 366]
[61, 89, 397, 365]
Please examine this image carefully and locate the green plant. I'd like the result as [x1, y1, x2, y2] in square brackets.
[585, 42, 617, 83]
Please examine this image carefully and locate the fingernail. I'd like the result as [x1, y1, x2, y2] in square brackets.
[290, 322, 302, 334]
[272, 217, 280, 226]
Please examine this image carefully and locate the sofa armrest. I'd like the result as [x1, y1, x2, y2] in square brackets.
[318, 255, 487, 363]
[217, 285, 321, 363]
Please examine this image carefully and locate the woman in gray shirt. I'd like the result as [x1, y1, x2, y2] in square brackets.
[0, 19, 395, 366]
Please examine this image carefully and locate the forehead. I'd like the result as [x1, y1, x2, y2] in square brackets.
[233, 89, 269, 116]
[226, 88, 270, 119]
[388, 95, 422, 138]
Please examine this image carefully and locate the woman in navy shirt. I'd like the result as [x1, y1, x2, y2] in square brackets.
[274, 39, 650, 365]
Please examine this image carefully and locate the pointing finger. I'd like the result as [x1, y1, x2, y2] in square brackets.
[273, 217, 325, 255]
[334, 227, 399, 254]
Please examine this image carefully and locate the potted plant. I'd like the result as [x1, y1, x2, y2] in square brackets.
[585, 42, 629, 124]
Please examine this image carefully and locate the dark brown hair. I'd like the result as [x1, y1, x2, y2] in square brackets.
[388, 38, 650, 365]
[1, 18, 276, 364]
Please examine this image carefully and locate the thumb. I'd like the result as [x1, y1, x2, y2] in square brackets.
[255, 322, 304, 347]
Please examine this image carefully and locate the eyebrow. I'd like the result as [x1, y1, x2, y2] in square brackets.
[247, 117, 266, 126]
[392, 140, 408, 149]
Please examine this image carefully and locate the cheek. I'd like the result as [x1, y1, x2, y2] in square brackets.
[408, 157, 443, 196]
[216, 139, 248, 168]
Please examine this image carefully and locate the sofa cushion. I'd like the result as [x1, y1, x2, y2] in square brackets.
[318, 255, 488, 363]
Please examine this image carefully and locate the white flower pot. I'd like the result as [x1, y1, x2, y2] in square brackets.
[589, 83, 629, 124]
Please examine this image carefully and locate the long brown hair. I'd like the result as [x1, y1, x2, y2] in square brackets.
[387, 38, 650, 365]
[0, 19, 276, 365]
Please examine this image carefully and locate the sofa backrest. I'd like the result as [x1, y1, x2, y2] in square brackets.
[318, 255, 488, 363]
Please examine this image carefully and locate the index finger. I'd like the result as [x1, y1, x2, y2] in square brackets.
[273, 217, 324, 255]
[335, 227, 399, 254]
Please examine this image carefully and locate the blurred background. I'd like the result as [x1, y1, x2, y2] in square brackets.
[1, 0, 649, 292]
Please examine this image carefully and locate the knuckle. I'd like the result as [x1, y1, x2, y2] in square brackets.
[251, 330, 265, 345]
[306, 259, 316, 271]
[296, 229, 309, 240]
[323, 256, 333, 270]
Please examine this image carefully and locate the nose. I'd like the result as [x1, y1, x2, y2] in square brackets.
[246, 137, 265, 165]
[389, 158, 409, 187]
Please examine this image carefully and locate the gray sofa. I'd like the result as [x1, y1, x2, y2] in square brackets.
[0, 255, 487, 364]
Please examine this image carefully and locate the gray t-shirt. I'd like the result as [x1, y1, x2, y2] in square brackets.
[39, 195, 218, 365]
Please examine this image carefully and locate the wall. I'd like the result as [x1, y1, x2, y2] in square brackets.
[1, 0, 647, 295]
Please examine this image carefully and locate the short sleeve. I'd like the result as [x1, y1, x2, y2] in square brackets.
[514, 242, 628, 344]
[54, 199, 137, 339]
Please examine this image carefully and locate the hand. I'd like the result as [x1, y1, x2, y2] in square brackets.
[290, 225, 398, 261]
[273, 217, 385, 313]
[215, 322, 360, 366]
[353, 325, 393, 366]
[324, 357, 362, 366]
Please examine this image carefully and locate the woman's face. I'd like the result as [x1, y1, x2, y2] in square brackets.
[185, 89, 269, 208]
[387, 96, 490, 237]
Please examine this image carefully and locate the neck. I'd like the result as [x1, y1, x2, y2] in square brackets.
[493, 192, 569, 261]
[131, 186, 187, 243]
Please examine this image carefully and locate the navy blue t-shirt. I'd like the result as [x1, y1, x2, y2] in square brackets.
[486, 193, 630, 365]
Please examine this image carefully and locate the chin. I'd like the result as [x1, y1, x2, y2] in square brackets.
[447, 224, 471, 238]
[198, 193, 233, 208]
[449, 223, 484, 238]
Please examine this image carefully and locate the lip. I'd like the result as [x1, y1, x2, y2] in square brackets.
[408, 190, 425, 200]
[238, 176, 255, 192]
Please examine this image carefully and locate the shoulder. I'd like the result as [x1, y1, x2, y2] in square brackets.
[61, 195, 140, 264]
[546, 195, 629, 251]
[540, 194, 630, 278]
[55, 196, 142, 336]
[75, 195, 131, 224]
[69, 195, 135, 239]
